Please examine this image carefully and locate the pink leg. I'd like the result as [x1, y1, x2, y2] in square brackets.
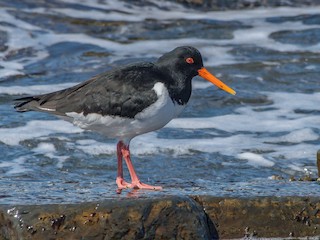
[116, 141, 130, 190]
[118, 141, 162, 190]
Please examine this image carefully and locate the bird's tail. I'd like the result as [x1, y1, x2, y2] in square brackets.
[14, 96, 40, 112]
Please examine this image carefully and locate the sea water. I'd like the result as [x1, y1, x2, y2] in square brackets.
[0, 0, 320, 204]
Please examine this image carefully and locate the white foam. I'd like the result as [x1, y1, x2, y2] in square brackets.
[129, 132, 259, 157]
[32, 142, 68, 168]
[151, 91, 318, 170]
[0, 120, 83, 146]
[75, 139, 114, 155]
[238, 152, 274, 167]
[0, 8, 50, 78]
[54, 4, 320, 55]
[268, 128, 318, 143]
[2, 3, 320, 79]
[167, 92, 320, 133]
[32, 142, 56, 154]
[0, 156, 30, 175]
[0, 83, 78, 95]
[27, 2, 320, 22]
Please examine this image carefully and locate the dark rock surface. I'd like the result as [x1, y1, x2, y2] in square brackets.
[2, 196, 320, 239]
[0, 196, 217, 240]
[194, 196, 320, 238]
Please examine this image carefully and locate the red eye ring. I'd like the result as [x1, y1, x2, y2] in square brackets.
[186, 57, 194, 64]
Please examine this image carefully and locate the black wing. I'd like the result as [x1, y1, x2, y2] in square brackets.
[14, 63, 163, 118]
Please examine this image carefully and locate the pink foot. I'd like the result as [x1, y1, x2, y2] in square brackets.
[130, 181, 162, 190]
[116, 177, 131, 189]
[116, 177, 162, 191]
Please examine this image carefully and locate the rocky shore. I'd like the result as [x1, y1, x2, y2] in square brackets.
[1, 196, 320, 239]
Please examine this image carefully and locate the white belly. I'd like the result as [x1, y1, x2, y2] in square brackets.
[65, 82, 185, 140]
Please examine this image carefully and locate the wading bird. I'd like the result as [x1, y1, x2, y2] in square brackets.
[15, 46, 236, 192]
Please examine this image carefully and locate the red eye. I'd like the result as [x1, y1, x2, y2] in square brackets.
[186, 57, 194, 64]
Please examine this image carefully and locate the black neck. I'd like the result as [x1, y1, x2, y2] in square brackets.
[158, 66, 193, 105]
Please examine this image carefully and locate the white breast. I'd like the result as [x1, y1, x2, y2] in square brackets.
[65, 82, 185, 141]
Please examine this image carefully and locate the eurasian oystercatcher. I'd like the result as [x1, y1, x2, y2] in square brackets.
[14, 46, 236, 192]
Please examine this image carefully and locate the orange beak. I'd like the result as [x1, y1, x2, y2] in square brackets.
[198, 67, 236, 95]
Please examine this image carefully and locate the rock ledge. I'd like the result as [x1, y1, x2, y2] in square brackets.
[1, 196, 320, 239]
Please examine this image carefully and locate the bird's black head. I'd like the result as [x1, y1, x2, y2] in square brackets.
[156, 46, 236, 96]
[156, 46, 204, 79]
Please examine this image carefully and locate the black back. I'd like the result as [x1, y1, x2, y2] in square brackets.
[15, 46, 204, 119]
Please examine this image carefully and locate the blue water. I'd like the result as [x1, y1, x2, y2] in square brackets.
[1, 0, 320, 204]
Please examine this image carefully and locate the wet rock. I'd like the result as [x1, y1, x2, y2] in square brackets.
[0, 196, 217, 240]
[298, 175, 316, 181]
[289, 176, 296, 181]
[270, 175, 284, 180]
[3, 196, 320, 239]
[193, 196, 320, 238]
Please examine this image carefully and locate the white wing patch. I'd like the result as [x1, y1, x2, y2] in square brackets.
[38, 106, 56, 112]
